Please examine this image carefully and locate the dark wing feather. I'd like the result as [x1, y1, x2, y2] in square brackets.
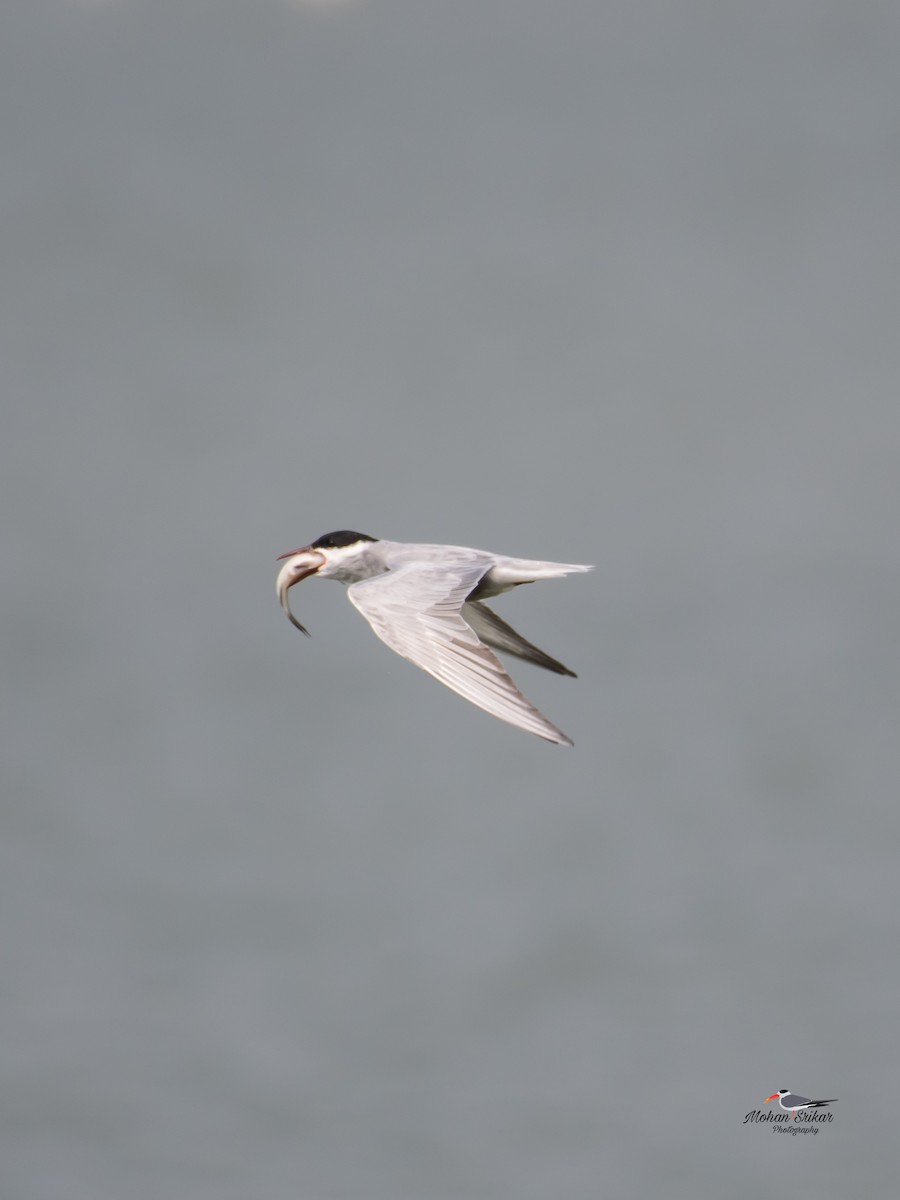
[462, 601, 576, 676]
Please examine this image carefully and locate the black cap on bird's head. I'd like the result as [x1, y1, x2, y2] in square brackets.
[311, 531, 377, 549]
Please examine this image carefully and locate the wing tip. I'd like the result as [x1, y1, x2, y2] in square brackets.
[543, 729, 574, 747]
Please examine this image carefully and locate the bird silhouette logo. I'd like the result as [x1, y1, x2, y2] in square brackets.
[764, 1089, 838, 1119]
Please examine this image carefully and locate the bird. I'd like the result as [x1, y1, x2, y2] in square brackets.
[275, 530, 592, 745]
[763, 1090, 838, 1119]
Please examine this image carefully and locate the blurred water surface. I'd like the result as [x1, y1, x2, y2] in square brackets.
[3, 2, 900, 1197]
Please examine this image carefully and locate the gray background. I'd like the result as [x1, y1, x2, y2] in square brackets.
[3, 1, 899, 1197]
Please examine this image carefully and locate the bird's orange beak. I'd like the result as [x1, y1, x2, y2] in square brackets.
[763, 1094, 779, 1104]
[275, 547, 326, 636]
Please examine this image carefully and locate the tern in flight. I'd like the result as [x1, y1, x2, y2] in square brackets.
[764, 1090, 838, 1118]
[276, 531, 592, 745]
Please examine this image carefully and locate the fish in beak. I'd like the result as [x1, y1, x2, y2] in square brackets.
[275, 547, 326, 636]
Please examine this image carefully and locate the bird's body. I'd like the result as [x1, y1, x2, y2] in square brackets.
[275, 531, 592, 745]
[764, 1090, 838, 1118]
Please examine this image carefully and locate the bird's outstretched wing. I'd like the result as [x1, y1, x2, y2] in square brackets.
[462, 600, 576, 676]
[347, 562, 575, 745]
